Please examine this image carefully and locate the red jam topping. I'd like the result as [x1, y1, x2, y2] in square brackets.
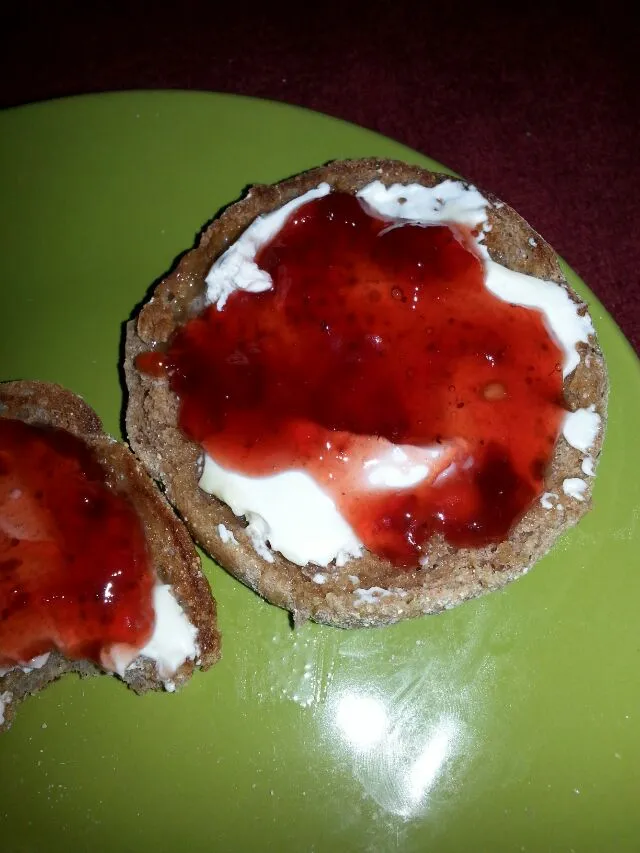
[0, 419, 155, 668]
[138, 193, 565, 566]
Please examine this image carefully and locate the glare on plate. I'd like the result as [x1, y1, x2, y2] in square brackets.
[335, 692, 388, 750]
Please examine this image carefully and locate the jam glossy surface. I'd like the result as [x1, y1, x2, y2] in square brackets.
[139, 193, 565, 566]
[0, 419, 155, 668]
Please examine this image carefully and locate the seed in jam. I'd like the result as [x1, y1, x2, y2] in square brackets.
[483, 382, 507, 401]
[0, 419, 155, 669]
[140, 192, 565, 566]
[136, 351, 170, 379]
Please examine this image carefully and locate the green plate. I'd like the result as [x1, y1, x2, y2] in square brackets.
[1, 92, 639, 853]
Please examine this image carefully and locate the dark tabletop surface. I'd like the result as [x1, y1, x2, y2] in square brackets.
[3, 1, 639, 353]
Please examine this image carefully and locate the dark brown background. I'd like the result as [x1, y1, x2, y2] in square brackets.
[3, 1, 638, 353]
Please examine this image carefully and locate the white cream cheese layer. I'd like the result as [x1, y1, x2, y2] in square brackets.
[206, 183, 331, 310]
[357, 180, 594, 378]
[103, 585, 199, 684]
[0, 691, 12, 726]
[199, 455, 362, 567]
[563, 477, 588, 501]
[0, 652, 50, 678]
[199, 179, 596, 567]
[562, 405, 601, 453]
[1, 587, 199, 689]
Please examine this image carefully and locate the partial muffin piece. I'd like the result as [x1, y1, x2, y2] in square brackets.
[0, 381, 220, 731]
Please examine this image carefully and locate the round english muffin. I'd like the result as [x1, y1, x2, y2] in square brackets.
[124, 159, 607, 628]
